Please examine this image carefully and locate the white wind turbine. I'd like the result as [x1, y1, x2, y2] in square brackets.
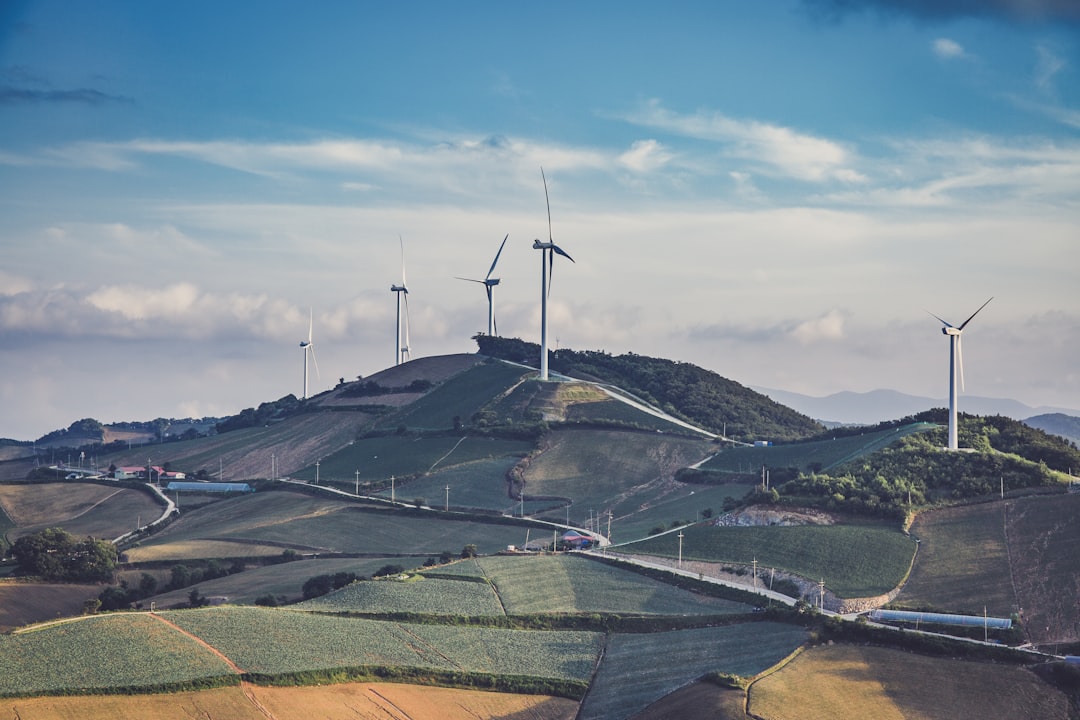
[299, 308, 320, 400]
[456, 234, 509, 337]
[532, 168, 574, 381]
[928, 297, 993, 450]
[390, 237, 411, 366]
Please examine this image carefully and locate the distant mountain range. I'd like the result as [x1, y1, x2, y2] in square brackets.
[755, 387, 1080, 430]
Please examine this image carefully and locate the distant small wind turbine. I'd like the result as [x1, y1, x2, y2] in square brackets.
[928, 297, 993, 450]
[456, 234, 509, 337]
[532, 168, 574, 381]
[299, 308, 320, 400]
[390, 237, 412, 366]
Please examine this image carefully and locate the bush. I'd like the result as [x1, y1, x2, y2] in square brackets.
[11, 528, 117, 582]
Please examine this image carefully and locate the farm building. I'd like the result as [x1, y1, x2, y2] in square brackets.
[562, 531, 593, 549]
[868, 609, 1012, 630]
[166, 481, 254, 493]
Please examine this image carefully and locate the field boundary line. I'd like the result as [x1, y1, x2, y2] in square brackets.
[148, 612, 245, 675]
[1001, 500, 1027, 644]
[475, 558, 509, 616]
[428, 435, 469, 472]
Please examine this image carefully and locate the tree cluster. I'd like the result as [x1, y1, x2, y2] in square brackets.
[11, 528, 117, 582]
[215, 395, 302, 434]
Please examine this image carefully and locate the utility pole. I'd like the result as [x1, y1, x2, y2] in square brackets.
[818, 579, 825, 611]
[445, 484, 450, 511]
[315, 459, 320, 486]
[752, 557, 758, 591]
[677, 531, 684, 569]
[355, 469, 360, 496]
[391, 475, 395, 504]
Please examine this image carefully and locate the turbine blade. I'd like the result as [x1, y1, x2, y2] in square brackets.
[455, 276, 485, 284]
[402, 292, 411, 359]
[310, 345, 321, 380]
[926, 309, 954, 328]
[957, 334, 965, 392]
[399, 235, 407, 288]
[541, 167, 552, 243]
[308, 308, 313, 344]
[551, 242, 575, 263]
[486, 234, 508, 280]
[547, 249, 556, 299]
[958, 296, 993, 331]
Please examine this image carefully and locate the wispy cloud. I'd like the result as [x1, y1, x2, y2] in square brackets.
[801, 0, 1080, 24]
[932, 38, 967, 60]
[620, 99, 865, 183]
[1035, 44, 1067, 93]
[0, 86, 131, 105]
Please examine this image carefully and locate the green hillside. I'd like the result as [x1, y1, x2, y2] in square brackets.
[475, 336, 823, 441]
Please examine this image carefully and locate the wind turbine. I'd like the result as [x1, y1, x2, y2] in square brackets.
[456, 234, 508, 337]
[390, 237, 411, 366]
[928, 297, 993, 450]
[532, 168, 574, 381]
[299, 308, 320, 400]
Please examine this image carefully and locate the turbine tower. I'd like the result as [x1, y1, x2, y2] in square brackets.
[299, 308, 320, 400]
[456, 234, 509, 337]
[390, 237, 411, 366]
[928, 297, 993, 450]
[532, 168, 574, 381]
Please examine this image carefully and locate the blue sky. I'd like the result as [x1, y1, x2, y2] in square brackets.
[2, 0, 1079, 440]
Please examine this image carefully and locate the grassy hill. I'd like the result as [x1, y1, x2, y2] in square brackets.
[475, 336, 823, 441]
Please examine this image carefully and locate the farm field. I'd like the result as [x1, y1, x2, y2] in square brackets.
[701, 422, 936, 475]
[127, 489, 543, 560]
[162, 606, 604, 681]
[1005, 492, 1080, 645]
[622, 522, 916, 598]
[146, 557, 413, 608]
[747, 643, 1069, 720]
[296, 574, 505, 616]
[598, 481, 756, 542]
[0, 482, 162, 542]
[0, 613, 234, 696]
[521, 428, 713, 528]
[632, 681, 748, 720]
[294, 434, 533, 488]
[381, 456, 521, 513]
[894, 502, 1015, 616]
[472, 554, 751, 616]
[578, 622, 808, 720]
[0, 582, 101, 632]
[376, 361, 531, 431]
[100, 411, 376, 480]
[0, 682, 579, 720]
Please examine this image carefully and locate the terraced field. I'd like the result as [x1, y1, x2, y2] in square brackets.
[748, 643, 1068, 720]
[623, 522, 916, 598]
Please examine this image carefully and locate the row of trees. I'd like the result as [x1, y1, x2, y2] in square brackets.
[10, 528, 117, 582]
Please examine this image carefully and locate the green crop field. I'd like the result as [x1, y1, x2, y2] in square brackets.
[1004, 492, 1080, 644]
[296, 575, 505, 616]
[296, 434, 533, 488]
[162, 607, 603, 680]
[377, 361, 531, 431]
[0, 614, 234, 696]
[701, 423, 936, 475]
[894, 502, 1015, 616]
[579, 622, 808, 720]
[133, 489, 556, 559]
[373, 456, 522, 512]
[748, 642, 1068, 720]
[564, 397, 696, 433]
[598, 481, 757, 542]
[622, 523, 916, 598]
[146, 557, 414, 608]
[474, 554, 750, 615]
[522, 428, 713, 527]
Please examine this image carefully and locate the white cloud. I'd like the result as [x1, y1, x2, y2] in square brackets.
[1035, 44, 1066, 93]
[617, 139, 673, 173]
[620, 99, 865, 183]
[933, 38, 966, 60]
[791, 309, 846, 343]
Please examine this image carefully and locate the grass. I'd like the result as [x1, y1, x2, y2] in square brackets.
[296, 434, 532, 487]
[622, 522, 917, 598]
[377, 361, 531, 431]
[521, 427, 713, 527]
[163, 606, 603, 680]
[1004, 492, 1080, 645]
[474, 554, 750, 616]
[0, 582, 102, 632]
[296, 575, 505, 616]
[0, 482, 161, 541]
[701, 423, 936, 475]
[387, 456, 521, 513]
[133, 489, 557, 558]
[748, 643, 1068, 720]
[894, 502, 1015, 616]
[0, 613, 235, 696]
[578, 622, 808, 720]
